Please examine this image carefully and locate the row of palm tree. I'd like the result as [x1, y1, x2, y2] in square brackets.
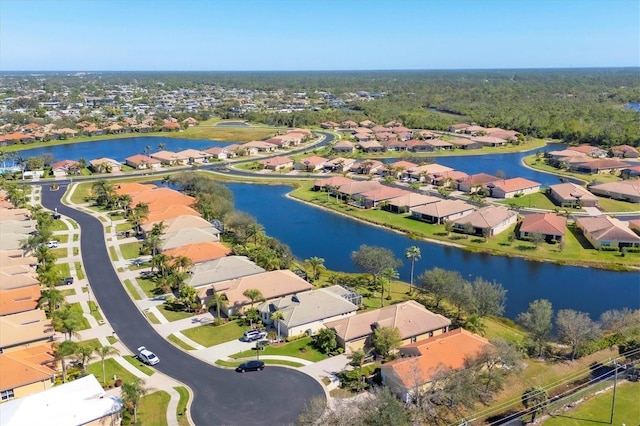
[53, 341, 120, 385]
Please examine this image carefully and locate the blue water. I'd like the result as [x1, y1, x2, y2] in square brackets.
[16, 137, 232, 163]
[228, 183, 640, 320]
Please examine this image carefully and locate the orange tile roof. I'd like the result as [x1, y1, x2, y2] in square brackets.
[144, 205, 201, 224]
[0, 284, 40, 315]
[163, 241, 231, 264]
[381, 328, 490, 388]
[131, 187, 195, 209]
[0, 343, 55, 391]
[113, 182, 157, 196]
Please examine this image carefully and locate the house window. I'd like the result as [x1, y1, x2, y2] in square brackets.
[410, 336, 417, 343]
[601, 241, 611, 247]
[1, 389, 15, 400]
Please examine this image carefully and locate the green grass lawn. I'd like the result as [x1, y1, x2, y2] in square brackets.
[87, 358, 138, 386]
[543, 382, 640, 426]
[174, 386, 190, 426]
[116, 222, 132, 232]
[136, 277, 160, 298]
[138, 390, 170, 426]
[60, 288, 76, 297]
[78, 338, 102, 351]
[75, 261, 85, 279]
[145, 311, 161, 324]
[181, 321, 250, 347]
[49, 220, 69, 232]
[119, 241, 142, 259]
[68, 302, 91, 330]
[229, 337, 328, 363]
[88, 301, 104, 322]
[122, 355, 155, 376]
[109, 246, 118, 261]
[50, 247, 68, 258]
[495, 192, 560, 211]
[54, 262, 71, 278]
[53, 234, 70, 243]
[69, 182, 94, 204]
[156, 305, 195, 322]
[124, 279, 143, 300]
[595, 196, 640, 213]
[167, 334, 196, 351]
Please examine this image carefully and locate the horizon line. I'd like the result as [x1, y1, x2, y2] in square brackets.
[1, 66, 639, 73]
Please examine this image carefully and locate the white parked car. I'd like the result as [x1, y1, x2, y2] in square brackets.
[136, 346, 159, 365]
[46, 240, 58, 248]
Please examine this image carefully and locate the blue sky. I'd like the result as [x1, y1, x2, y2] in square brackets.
[1, 0, 638, 71]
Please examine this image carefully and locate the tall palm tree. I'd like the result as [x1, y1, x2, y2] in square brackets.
[172, 255, 193, 274]
[304, 256, 325, 281]
[35, 244, 57, 270]
[404, 246, 421, 294]
[246, 222, 265, 245]
[52, 305, 83, 340]
[151, 253, 171, 277]
[270, 311, 284, 341]
[121, 378, 148, 424]
[379, 267, 399, 307]
[38, 287, 65, 315]
[53, 340, 78, 383]
[243, 288, 264, 309]
[74, 345, 95, 373]
[207, 292, 227, 318]
[96, 345, 120, 385]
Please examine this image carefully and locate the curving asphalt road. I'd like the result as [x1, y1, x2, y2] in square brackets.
[41, 186, 325, 426]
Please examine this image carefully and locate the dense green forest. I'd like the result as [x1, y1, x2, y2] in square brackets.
[2, 69, 639, 146]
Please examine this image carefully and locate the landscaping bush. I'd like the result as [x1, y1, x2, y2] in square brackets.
[285, 333, 308, 343]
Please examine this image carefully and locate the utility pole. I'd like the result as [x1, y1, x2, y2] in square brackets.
[610, 361, 618, 424]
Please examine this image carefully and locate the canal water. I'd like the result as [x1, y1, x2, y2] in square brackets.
[228, 183, 639, 320]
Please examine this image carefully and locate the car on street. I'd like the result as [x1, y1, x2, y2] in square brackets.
[236, 360, 265, 373]
[242, 330, 267, 342]
[47, 240, 58, 248]
[136, 346, 159, 365]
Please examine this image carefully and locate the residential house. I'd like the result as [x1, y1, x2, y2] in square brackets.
[131, 188, 195, 212]
[144, 205, 202, 226]
[410, 200, 475, 224]
[354, 186, 409, 209]
[380, 328, 490, 403]
[124, 154, 161, 170]
[0, 250, 37, 269]
[160, 227, 221, 251]
[163, 241, 231, 265]
[571, 158, 630, 174]
[610, 145, 639, 158]
[88, 158, 121, 173]
[298, 156, 327, 172]
[203, 146, 229, 160]
[175, 149, 209, 164]
[448, 137, 483, 150]
[336, 180, 382, 201]
[0, 344, 56, 401]
[548, 183, 599, 208]
[190, 256, 266, 290]
[457, 173, 500, 193]
[452, 205, 518, 237]
[341, 120, 358, 129]
[486, 128, 520, 141]
[105, 123, 126, 134]
[382, 161, 418, 178]
[357, 140, 385, 153]
[182, 117, 199, 127]
[423, 139, 454, 151]
[570, 145, 608, 158]
[312, 176, 354, 192]
[0, 374, 123, 425]
[575, 215, 640, 250]
[332, 140, 356, 154]
[448, 123, 471, 133]
[518, 213, 567, 242]
[243, 141, 278, 152]
[487, 177, 540, 199]
[463, 125, 487, 136]
[322, 157, 356, 173]
[0, 310, 54, 353]
[349, 159, 384, 175]
[384, 193, 441, 214]
[326, 300, 451, 353]
[141, 214, 214, 236]
[588, 180, 640, 203]
[321, 121, 340, 129]
[162, 121, 181, 132]
[0, 284, 40, 316]
[405, 164, 454, 182]
[473, 136, 508, 147]
[258, 285, 359, 338]
[430, 170, 469, 188]
[50, 160, 80, 177]
[199, 269, 314, 317]
[259, 156, 294, 171]
[150, 150, 183, 166]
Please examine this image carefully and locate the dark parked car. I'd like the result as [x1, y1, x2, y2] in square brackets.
[236, 360, 265, 373]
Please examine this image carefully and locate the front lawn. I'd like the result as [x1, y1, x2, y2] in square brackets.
[87, 358, 138, 386]
[122, 355, 155, 376]
[181, 320, 249, 347]
[119, 241, 142, 259]
[156, 304, 195, 322]
[138, 390, 170, 426]
[68, 302, 91, 330]
[543, 382, 640, 425]
[175, 386, 190, 426]
[229, 337, 328, 363]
